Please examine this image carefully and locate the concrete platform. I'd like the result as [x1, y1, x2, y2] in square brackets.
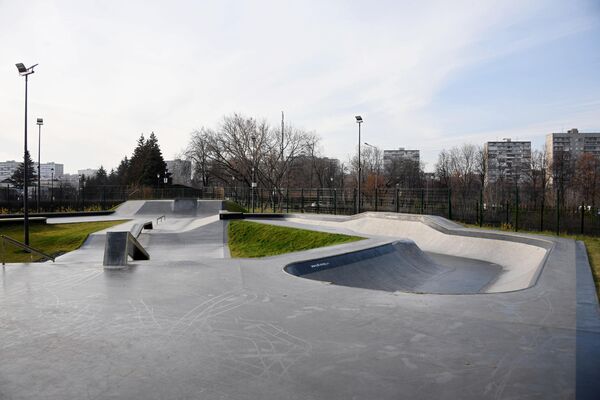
[0, 202, 598, 399]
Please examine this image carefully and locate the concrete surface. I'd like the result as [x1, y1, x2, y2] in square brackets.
[0, 201, 598, 399]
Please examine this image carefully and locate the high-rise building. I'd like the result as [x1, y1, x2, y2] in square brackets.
[484, 139, 531, 184]
[166, 159, 192, 186]
[546, 129, 600, 178]
[0, 160, 20, 182]
[0, 160, 64, 182]
[383, 148, 420, 168]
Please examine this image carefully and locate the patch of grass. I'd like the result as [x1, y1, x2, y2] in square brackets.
[464, 223, 600, 297]
[0, 220, 128, 263]
[224, 200, 248, 213]
[228, 220, 364, 258]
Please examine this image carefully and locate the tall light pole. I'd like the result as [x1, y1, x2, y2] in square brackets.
[36, 118, 43, 213]
[364, 142, 380, 188]
[16, 62, 38, 246]
[355, 116, 363, 214]
[50, 167, 54, 203]
[251, 135, 257, 213]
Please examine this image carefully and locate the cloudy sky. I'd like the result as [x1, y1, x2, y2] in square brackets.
[1, 0, 599, 173]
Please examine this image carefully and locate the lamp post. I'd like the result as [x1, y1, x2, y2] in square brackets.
[16, 62, 38, 246]
[50, 168, 54, 203]
[36, 118, 43, 213]
[355, 116, 363, 214]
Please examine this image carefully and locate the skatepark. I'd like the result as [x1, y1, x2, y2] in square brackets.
[1, 199, 599, 399]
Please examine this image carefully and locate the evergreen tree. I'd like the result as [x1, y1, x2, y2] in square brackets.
[128, 134, 147, 185]
[116, 157, 130, 185]
[8, 150, 37, 189]
[96, 165, 108, 185]
[140, 132, 167, 186]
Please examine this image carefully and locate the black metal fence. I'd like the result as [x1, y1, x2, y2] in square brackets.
[2, 183, 599, 236]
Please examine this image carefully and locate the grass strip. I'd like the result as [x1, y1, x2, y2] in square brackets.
[0, 220, 128, 263]
[228, 220, 363, 258]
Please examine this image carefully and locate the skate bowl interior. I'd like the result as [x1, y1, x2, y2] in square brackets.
[284, 213, 554, 294]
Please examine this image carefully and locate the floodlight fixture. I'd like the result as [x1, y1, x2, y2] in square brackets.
[37, 118, 43, 125]
[355, 115, 363, 123]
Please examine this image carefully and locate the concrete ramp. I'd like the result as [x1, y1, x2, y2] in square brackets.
[285, 241, 502, 294]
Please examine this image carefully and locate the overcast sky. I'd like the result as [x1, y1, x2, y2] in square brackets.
[1, 0, 599, 173]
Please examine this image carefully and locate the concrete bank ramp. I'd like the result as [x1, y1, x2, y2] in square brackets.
[286, 213, 553, 293]
[285, 241, 503, 294]
[113, 199, 223, 217]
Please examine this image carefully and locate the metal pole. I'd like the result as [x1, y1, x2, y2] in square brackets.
[479, 189, 483, 227]
[334, 189, 337, 215]
[23, 74, 30, 245]
[357, 122, 361, 214]
[515, 186, 519, 232]
[396, 187, 399, 213]
[37, 123, 41, 213]
[556, 187, 560, 236]
[581, 201, 585, 234]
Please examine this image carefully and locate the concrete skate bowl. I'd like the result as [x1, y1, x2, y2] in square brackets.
[284, 213, 554, 294]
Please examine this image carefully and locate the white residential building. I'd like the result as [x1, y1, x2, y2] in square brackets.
[484, 139, 531, 184]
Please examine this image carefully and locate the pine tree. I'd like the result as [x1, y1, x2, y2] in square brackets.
[140, 132, 167, 186]
[8, 150, 37, 189]
[95, 166, 108, 185]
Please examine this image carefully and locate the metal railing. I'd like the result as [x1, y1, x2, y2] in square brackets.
[1, 235, 56, 265]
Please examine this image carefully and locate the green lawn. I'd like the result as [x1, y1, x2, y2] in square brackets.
[465, 223, 600, 297]
[228, 220, 364, 258]
[0, 220, 128, 263]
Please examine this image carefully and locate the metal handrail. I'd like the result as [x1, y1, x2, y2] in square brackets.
[157, 215, 166, 224]
[1, 235, 56, 266]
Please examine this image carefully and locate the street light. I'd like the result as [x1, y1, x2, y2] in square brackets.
[355, 115, 363, 214]
[50, 167, 54, 203]
[16, 62, 38, 246]
[36, 118, 43, 213]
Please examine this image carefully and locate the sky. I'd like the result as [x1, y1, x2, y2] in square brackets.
[0, 0, 599, 173]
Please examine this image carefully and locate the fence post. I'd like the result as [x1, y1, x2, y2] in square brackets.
[540, 197, 545, 232]
[505, 199, 509, 226]
[479, 190, 483, 227]
[286, 188, 289, 213]
[581, 201, 585, 234]
[353, 188, 357, 215]
[515, 187, 519, 232]
[556, 188, 560, 236]
[334, 189, 338, 214]
[420, 189, 424, 214]
[447, 189, 452, 220]
[301, 188, 304, 213]
[316, 188, 320, 214]
[375, 188, 378, 212]
[396, 188, 400, 213]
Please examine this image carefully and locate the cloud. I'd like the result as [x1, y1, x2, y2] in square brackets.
[0, 0, 598, 174]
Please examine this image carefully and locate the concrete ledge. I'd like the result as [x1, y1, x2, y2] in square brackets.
[0, 217, 47, 225]
[219, 211, 286, 220]
[103, 231, 150, 268]
[0, 210, 115, 219]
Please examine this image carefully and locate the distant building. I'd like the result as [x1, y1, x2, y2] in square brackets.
[546, 128, 600, 179]
[484, 139, 531, 184]
[77, 168, 98, 178]
[166, 159, 192, 186]
[0, 160, 20, 181]
[383, 148, 420, 168]
[0, 160, 64, 183]
[61, 174, 82, 187]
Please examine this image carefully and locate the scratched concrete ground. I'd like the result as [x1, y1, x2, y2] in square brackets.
[0, 200, 599, 399]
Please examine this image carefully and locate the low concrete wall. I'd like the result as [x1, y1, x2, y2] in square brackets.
[287, 212, 553, 293]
